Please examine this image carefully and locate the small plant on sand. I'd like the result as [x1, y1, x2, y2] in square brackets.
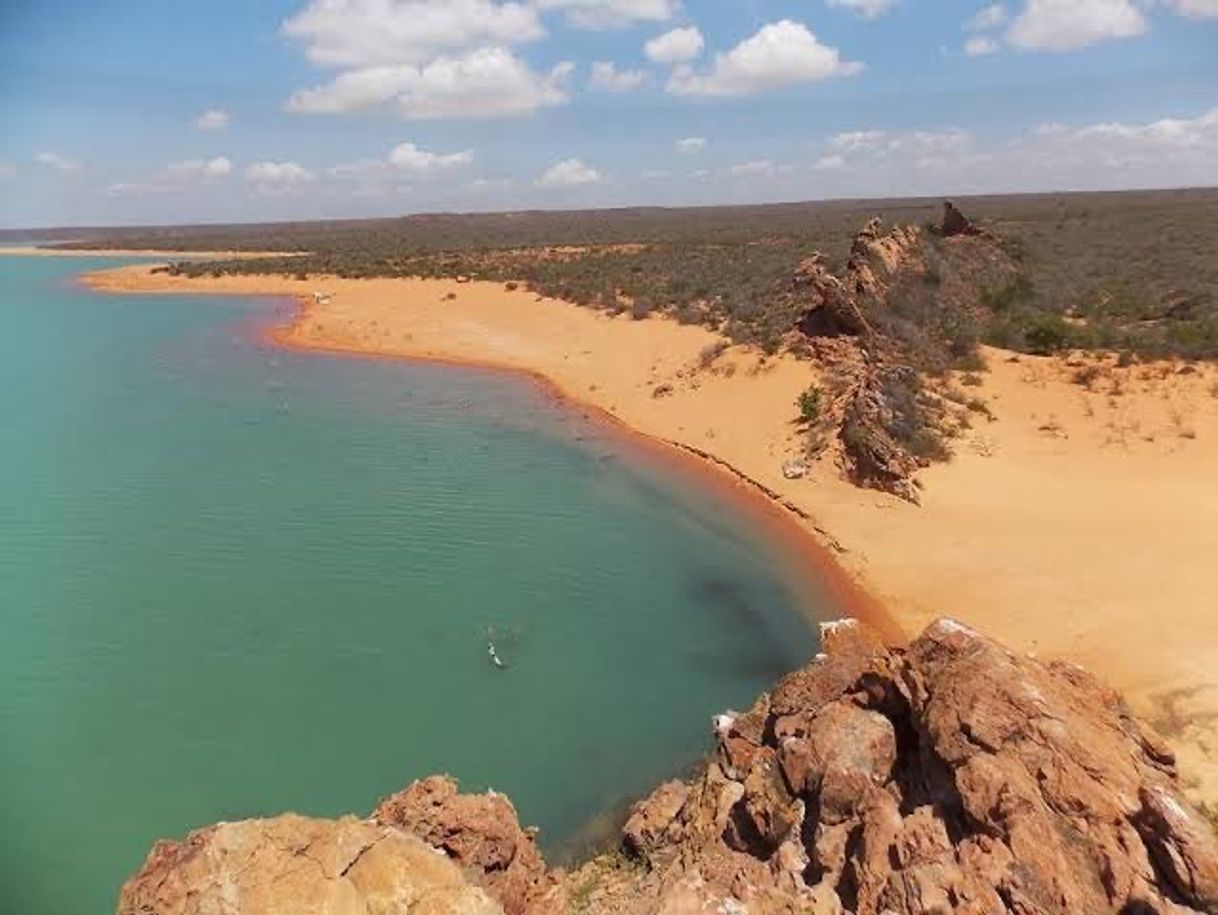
[797, 384, 823, 424]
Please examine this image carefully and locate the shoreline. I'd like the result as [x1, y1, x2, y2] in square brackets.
[262, 309, 900, 644]
[0, 246, 298, 259]
[78, 262, 1218, 800]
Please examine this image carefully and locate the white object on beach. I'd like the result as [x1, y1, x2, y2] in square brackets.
[712, 712, 737, 738]
[818, 618, 858, 640]
[782, 459, 808, 480]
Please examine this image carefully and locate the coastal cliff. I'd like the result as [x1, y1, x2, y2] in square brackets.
[118, 619, 1218, 915]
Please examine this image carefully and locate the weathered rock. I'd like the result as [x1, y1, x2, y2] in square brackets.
[115, 619, 1217, 915]
[792, 205, 1016, 501]
[938, 201, 1000, 242]
[940, 201, 975, 237]
[623, 780, 690, 860]
[603, 618, 1218, 915]
[374, 776, 554, 915]
[117, 814, 502, 915]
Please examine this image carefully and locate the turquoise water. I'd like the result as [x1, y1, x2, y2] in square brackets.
[0, 256, 830, 915]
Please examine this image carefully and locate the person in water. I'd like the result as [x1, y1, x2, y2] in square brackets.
[487, 641, 505, 669]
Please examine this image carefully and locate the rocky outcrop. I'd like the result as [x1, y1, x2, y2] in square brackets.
[791, 204, 1016, 502]
[373, 776, 558, 915]
[117, 814, 503, 915]
[794, 218, 923, 341]
[597, 618, 1218, 915]
[117, 620, 1218, 915]
[937, 200, 1000, 242]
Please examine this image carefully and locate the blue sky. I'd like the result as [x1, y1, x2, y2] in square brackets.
[1, 0, 1215, 227]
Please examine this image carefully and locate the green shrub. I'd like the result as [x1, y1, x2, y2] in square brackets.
[797, 384, 823, 424]
[1024, 313, 1071, 354]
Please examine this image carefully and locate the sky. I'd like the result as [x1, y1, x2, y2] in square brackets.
[0, 0, 1215, 228]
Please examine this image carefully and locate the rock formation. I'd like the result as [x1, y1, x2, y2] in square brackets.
[116, 814, 503, 915]
[373, 775, 559, 915]
[117, 619, 1218, 915]
[791, 204, 1018, 502]
[937, 201, 999, 242]
[592, 618, 1218, 915]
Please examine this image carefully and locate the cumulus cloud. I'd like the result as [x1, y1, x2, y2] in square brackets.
[287, 48, 573, 118]
[964, 35, 1000, 55]
[826, 0, 899, 20]
[35, 151, 82, 172]
[282, 0, 544, 67]
[246, 161, 316, 184]
[1164, 0, 1218, 16]
[729, 159, 775, 177]
[534, 0, 677, 29]
[167, 156, 233, 179]
[388, 142, 473, 170]
[965, 3, 1007, 30]
[676, 136, 706, 153]
[666, 21, 862, 97]
[195, 109, 230, 130]
[1006, 0, 1145, 51]
[829, 129, 888, 150]
[644, 26, 705, 64]
[324, 142, 471, 194]
[536, 158, 603, 187]
[588, 61, 649, 92]
[809, 106, 1218, 196]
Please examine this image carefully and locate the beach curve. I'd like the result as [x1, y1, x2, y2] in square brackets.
[79, 262, 1218, 800]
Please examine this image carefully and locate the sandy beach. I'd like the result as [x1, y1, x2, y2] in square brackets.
[83, 263, 1218, 801]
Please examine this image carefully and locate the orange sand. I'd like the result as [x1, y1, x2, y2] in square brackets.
[83, 264, 1218, 800]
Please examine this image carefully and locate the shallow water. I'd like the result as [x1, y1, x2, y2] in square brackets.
[0, 256, 834, 915]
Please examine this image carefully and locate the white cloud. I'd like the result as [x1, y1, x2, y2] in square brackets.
[965, 3, 1007, 30]
[287, 48, 573, 118]
[167, 157, 233, 179]
[534, 0, 677, 29]
[807, 106, 1218, 195]
[676, 136, 706, 154]
[1007, 0, 1145, 51]
[812, 154, 845, 170]
[729, 159, 775, 177]
[103, 181, 173, 197]
[195, 109, 230, 130]
[282, 0, 544, 67]
[645, 26, 705, 64]
[964, 35, 1000, 55]
[0, 161, 15, 178]
[588, 61, 649, 92]
[388, 141, 473, 170]
[1165, 0, 1218, 16]
[536, 158, 603, 187]
[35, 151, 82, 172]
[666, 20, 862, 97]
[829, 129, 887, 150]
[246, 161, 316, 184]
[826, 0, 899, 20]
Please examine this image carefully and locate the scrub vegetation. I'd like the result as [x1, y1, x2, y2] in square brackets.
[36, 188, 1218, 361]
[34, 188, 1218, 499]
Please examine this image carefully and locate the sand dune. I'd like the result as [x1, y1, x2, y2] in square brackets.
[83, 264, 1218, 801]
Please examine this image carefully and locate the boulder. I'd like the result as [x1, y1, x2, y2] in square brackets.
[116, 814, 502, 915]
[374, 776, 553, 915]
